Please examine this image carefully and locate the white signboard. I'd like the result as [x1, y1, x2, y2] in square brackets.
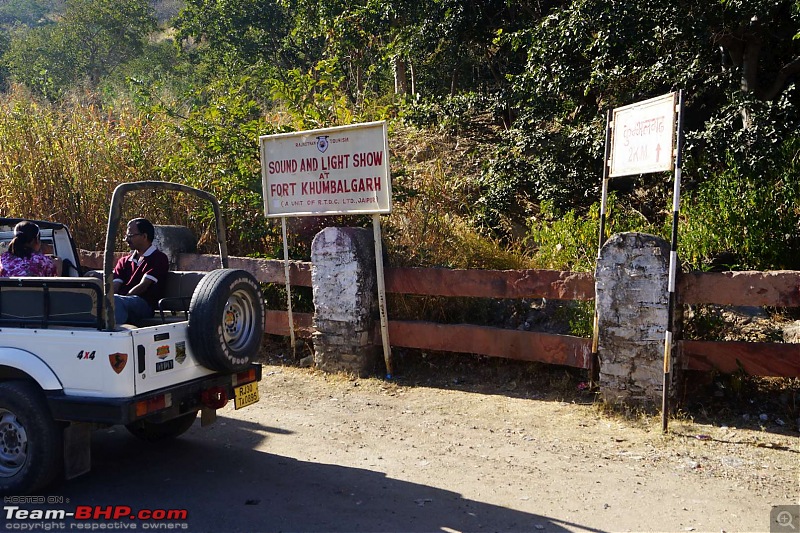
[260, 121, 391, 217]
[609, 92, 677, 178]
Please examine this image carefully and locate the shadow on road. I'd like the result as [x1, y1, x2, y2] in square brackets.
[51, 415, 606, 533]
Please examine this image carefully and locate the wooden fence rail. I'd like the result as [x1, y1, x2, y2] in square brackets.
[676, 270, 800, 377]
[199, 258, 597, 370]
[81, 252, 799, 377]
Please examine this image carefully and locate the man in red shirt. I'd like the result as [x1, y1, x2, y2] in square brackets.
[113, 218, 169, 325]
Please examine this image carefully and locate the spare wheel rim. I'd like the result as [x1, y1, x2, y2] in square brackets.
[222, 289, 256, 351]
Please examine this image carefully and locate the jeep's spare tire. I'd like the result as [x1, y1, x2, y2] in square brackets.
[188, 269, 265, 372]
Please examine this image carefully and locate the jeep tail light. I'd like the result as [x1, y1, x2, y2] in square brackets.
[134, 393, 171, 418]
[201, 387, 227, 409]
[233, 368, 257, 387]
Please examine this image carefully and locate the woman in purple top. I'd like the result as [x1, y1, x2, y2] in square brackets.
[0, 221, 59, 277]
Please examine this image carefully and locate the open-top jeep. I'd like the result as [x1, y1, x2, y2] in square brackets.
[0, 181, 265, 495]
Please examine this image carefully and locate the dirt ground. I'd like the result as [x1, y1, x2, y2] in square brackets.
[244, 348, 799, 533]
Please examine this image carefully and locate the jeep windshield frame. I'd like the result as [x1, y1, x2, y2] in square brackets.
[103, 181, 229, 331]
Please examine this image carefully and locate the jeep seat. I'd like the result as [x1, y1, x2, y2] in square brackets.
[129, 271, 206, 327]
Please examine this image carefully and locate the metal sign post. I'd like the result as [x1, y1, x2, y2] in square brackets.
[281, 216, 296, 357]
[591, 109, 614, 387]
[373, 214, 393, 377]
[662, 90, 685, 432]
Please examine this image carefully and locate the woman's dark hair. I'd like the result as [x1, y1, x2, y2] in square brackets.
[8, 221, 40, 258]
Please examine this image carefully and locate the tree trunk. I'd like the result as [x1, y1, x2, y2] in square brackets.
[393, 56, 408, 95]
[740, 35, 762, 129]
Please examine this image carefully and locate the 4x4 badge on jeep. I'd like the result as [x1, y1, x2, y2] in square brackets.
[109, 352, 128, 374]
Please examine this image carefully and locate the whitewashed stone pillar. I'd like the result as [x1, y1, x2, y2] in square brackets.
[595, 232, 673, 404]
[154, 225, 197, 271]
[311, 227, 378, 376]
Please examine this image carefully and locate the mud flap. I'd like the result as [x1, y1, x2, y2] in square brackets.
[200, 406, 217, 427]
[63, 423, 92, 479]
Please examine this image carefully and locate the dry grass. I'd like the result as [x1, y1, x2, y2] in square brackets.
[385, 124, 531, 269]
[0, 86, 213, 251]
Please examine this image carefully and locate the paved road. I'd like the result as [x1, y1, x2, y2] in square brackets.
[5, 414, 592, 533]
[4, 365, 795, 533]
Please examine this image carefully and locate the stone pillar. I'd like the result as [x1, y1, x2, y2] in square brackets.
[595, 232, 672, 405]
[154, 225, 197, 270]
[311, 227, 378, 376]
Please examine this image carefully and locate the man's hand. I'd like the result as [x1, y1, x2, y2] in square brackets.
[127, 277, 154, 296]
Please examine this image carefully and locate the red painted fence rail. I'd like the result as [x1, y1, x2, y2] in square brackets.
[676, 270, 800, 377]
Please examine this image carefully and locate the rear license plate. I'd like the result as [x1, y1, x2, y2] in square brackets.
[234, 382, 259, 409]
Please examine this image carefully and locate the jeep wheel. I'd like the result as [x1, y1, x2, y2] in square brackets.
[0, 381, 62, 495]
[188, 269, 265, 372]
[126, 411, 198, 442]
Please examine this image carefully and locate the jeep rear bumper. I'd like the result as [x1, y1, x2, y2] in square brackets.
[45, 363, 262, 425]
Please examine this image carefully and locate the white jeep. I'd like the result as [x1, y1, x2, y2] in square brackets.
[0, 181, 265, 495]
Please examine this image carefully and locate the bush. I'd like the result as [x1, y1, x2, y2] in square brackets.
[680, 144, 800, 270]
[526, 196, 659, 272]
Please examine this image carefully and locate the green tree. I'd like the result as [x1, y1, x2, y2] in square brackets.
[4, 24, 78, 98]
[174, 0, 294, 76]
[4, 0, 156, 97]
[0, 0, 58, 27]
[712, 0, 800, 105]
[63, 0, 156, 84]
[473, 0, 800, 237]
[174, 0, 537, 106]
[285, 0, 536, 98]
[159, 76, 279, 254]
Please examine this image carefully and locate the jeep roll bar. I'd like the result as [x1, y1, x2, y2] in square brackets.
[103, 181, 229, 331]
